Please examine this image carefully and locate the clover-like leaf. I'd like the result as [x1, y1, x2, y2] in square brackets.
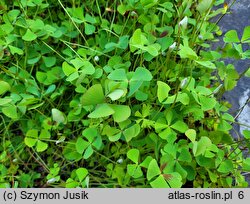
[22, 29, 37, 41]
[242, 26, 250, 42]
[127, 164, 143, 178]
[193, 136, 212, 157]
[223, 30, 240, 43]
[25, 129, 38, 147]
[107, 89, 125, 101]
[157, 81, 170, 103]
[0, 81, 11, 95]
[81, 84, 105, 106]
[76, 168, 88, 182]
[123, 124, 140, 142]
[2, 105, 18, 119]
[127, 149, 140, 164]
[185, 129, 196, 143]
[52, 108, 67, 124]
[147, 159, 161, 181]
[131, 67, 152, 82]
[218, 160, 233, 173]
[110, 104, 131, 122]
[88, 103, 115, 118]
[62, 62, 76, 76]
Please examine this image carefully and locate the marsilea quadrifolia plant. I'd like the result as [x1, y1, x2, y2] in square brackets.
[0, 0, 250, 187]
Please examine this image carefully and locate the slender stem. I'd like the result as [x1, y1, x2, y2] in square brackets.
[57, 0, 89, 46]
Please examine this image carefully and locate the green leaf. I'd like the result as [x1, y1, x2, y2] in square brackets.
[197, 0, 213, 14]
[52, 108, 67, 124]
[177, 93, 190, 105]
[131, 67, 153, 81]
[157, 81, 170, 103]
[24, 137, 37, 147]
[117, 4, 128, 15]
[84, 23, 95, 35]
[185, 129, 196, 143]
[178, 45, 198, 60]
[140, 156, 153, 168]
[65, 178, 78, 188]
[166, 172, 183, 188]
[243, 130, 250, 139]
[44, 85, 56, 95]
[195, 60, 216, 69]
[63, 143, 82, 161]
[36, 72, 47, 83]
[140, 0, 158, 9]
[81, 61, 95, 75]
[66, 72, 79, 82]
[242, 158, 250, 171]
[241, 26, 250, 42]
[117, 35, 129, 49]
[129, 29, 148, 52]
[222, 113, 234, 122]
[218, 160, 233, 173]
[123, 124, 140, 142]
[127, 164, 143, 178]
[81, 84, 105, 106]
[223, 30, 240, 43]
[128, 81, 143, 97]
[157, 36, 173, 51]
[22, 29, 37, 41]
[208, 170, 218, 183]
[245, 68, 250, 77]
[76, 137, 89, 154]
[145, 44, 160, 56]
[36, 140, 48, 152]
[88, 103, 114, 118]
[71, 58, 95, 75]
[0, 98, 12, 106]
[108, 69, 127, 81]
[43, 56, 56, 67]
[82, 128, 98, 141]
[199, 95, 216, 111]
[171, 121, 188, 133]
[40, 129, 50, 139]
[85, 14, 96, 24]
[26, 129, 39, 138]
[62, 62, 76, 76]
[76, 168, 88, 182]
[8, 45, 24, 55]
[107, 89, 125, 101]
[24, 129, 38, 147]
[178, 148, 192, 162]
[92, 136, 102, 150]
[127, 149, 140, 164]
[147, 159, 161, 181]
[83, 145, 94, 159]
[110, 104, 131, 123]
[0, 81, 11, 95]
[193, 136, 212, 157]
[175, 164, 187, 180]
[150, 175, 169, 188]
[70, 58, 85, 69]
[2, 105, 18, 119]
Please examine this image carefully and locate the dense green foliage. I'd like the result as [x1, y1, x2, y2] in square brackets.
[0, 0, 250, 188]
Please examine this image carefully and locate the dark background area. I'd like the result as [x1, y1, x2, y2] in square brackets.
[216, 0, 250, 184]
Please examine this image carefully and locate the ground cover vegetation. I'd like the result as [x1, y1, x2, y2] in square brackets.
[0, 0, 250, 188]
